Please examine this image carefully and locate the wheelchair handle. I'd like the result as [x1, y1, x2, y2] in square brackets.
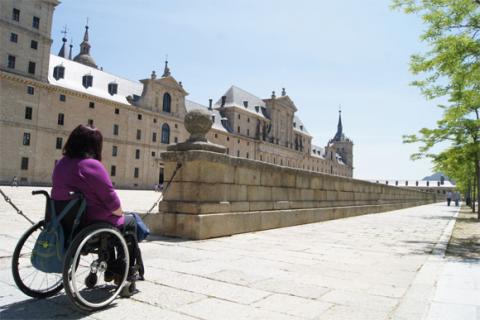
[32, 190, 50, 198]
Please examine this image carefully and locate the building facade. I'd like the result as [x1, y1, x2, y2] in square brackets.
[0, 0, 353, 188]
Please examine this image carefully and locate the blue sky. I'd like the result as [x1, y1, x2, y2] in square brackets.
[51, 0, 445, 180]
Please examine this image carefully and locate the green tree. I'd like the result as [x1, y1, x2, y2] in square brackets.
[393, 0, 480, 217]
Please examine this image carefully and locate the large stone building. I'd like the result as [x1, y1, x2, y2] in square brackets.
[0, 0, 353, 188]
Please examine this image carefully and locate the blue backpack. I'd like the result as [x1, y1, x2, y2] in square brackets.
[31, 198, 86, 273]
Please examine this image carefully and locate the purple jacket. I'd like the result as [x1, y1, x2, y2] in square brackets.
[51, 156, 124, 227]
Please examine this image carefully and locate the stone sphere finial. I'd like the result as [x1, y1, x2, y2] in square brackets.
[184, 109, 212, 142]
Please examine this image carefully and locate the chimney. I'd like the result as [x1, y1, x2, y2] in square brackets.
[221, 96, 226, 107]
[208, 99, 213, 110]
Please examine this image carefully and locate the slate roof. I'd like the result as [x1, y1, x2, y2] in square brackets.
[214, 85, 267, 118]
[48, 55, 143, 105]
[293, 115, 310, 136]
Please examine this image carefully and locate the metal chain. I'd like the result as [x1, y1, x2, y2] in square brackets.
[146, 163, 182, 215]
[0, 188, 35, 225]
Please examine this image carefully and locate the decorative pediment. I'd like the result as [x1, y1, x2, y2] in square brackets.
[154, 76, 188, 95]
[275, 95, 298, 112]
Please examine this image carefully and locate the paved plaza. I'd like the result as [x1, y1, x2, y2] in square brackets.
[0, 187, 478, 319]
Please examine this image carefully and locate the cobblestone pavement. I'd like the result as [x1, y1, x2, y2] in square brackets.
[0, 187, 477, 319]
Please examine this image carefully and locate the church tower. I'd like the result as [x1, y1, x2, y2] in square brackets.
[73, 24, 98, 68]
[0, 0, 60, 82]
[328, 109, 354, 168]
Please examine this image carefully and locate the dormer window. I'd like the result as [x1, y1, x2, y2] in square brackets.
[293, 122, 296, 128]
[108, 82, 118, 95]
[243, 101, 248, 108]
[255, 106, 259, 112]
[82, 74, 93, 88]
[53, 65, 65, 80]
[300, 125, 303, 130]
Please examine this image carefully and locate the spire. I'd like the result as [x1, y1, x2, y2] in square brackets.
[68, 38, 73, 60]
[333, 106, 344, 141]
[80, 23, 90, 55]
[73, 19, 98, 68]
[162, 56, 171, 77]
[58, 26, 68, 58]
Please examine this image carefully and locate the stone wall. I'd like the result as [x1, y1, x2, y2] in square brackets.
[145, 149, 437, 240]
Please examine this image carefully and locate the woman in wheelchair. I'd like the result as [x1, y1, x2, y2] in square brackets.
[12, 124, 144, 312]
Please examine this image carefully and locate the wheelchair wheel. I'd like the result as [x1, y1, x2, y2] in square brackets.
[62, 223, 129, 312]
[11, 220, 64, 298]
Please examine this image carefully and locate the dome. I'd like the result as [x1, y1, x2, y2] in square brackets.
[73, 53, 97, 68]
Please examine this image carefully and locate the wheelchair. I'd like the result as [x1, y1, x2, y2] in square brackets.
[11, 190, 143, 312]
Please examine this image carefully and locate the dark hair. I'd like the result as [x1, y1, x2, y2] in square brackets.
[63, 124, 103, 161]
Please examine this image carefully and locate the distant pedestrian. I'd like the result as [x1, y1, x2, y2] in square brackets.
[446, 191, 452, 206]
[11, 176, 18, 187]
[454, 191, 460, 207]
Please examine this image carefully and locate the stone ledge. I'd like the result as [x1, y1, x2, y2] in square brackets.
[144, 201, 435, 240]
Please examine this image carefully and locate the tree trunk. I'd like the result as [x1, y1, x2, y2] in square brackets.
[477, 159, 480, 219]
[473, 171, 476, 213]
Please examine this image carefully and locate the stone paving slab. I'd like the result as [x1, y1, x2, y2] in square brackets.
[0, 187, 474, 319]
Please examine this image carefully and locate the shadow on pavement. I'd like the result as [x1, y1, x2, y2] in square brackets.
[0, 294, 87, 319]
[0, 295, 116, 320]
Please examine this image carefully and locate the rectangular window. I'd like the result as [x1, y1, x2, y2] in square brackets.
[136, 129, 141, 140]
[113, 124, 119, 136]
[56, 137, 63, 149]
[114, 108, 119, 114]
[87, 119, 93, 126]
[151, 151, 156, 157]
[112, 146, 118, 157]
[7, 55, 15, 69]
[10, 33, 18, 43]
[12, 8, 20, 21]
[237, 150, 240, 157]
[59, 94, 66, 102]
[247, 129, 250, 136]
[153, 118, 157, 123]
[27, 86, 34, 95]
[25, 106, 32, 120]
[89, 102, 95, 109]
[111, 165, 116, 177]
[57, 113, 64, 125]
[31, 40, 38, 50]
[152, 132, 157, 142]
[28, 61, 36, 74]
[21, 157, 29, 170]
[32, 16, 40, 29]
[135, 149, 140, 159]
[174, 137, 178, 143]
[23, 133, 30, 146]
[237, 126, 240, 133]
[134, 167, 139, 178]
[137, 114, 142, 120]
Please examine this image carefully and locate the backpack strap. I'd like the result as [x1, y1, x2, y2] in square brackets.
[67, 198, 87, 244]
[54, 198, 78, 225]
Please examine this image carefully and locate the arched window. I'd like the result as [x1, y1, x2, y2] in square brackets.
[82, 74, 93, 88]
[162, 93, 171, 113]
[161, 123, 170, 144]
[53, 65, 65, 80]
